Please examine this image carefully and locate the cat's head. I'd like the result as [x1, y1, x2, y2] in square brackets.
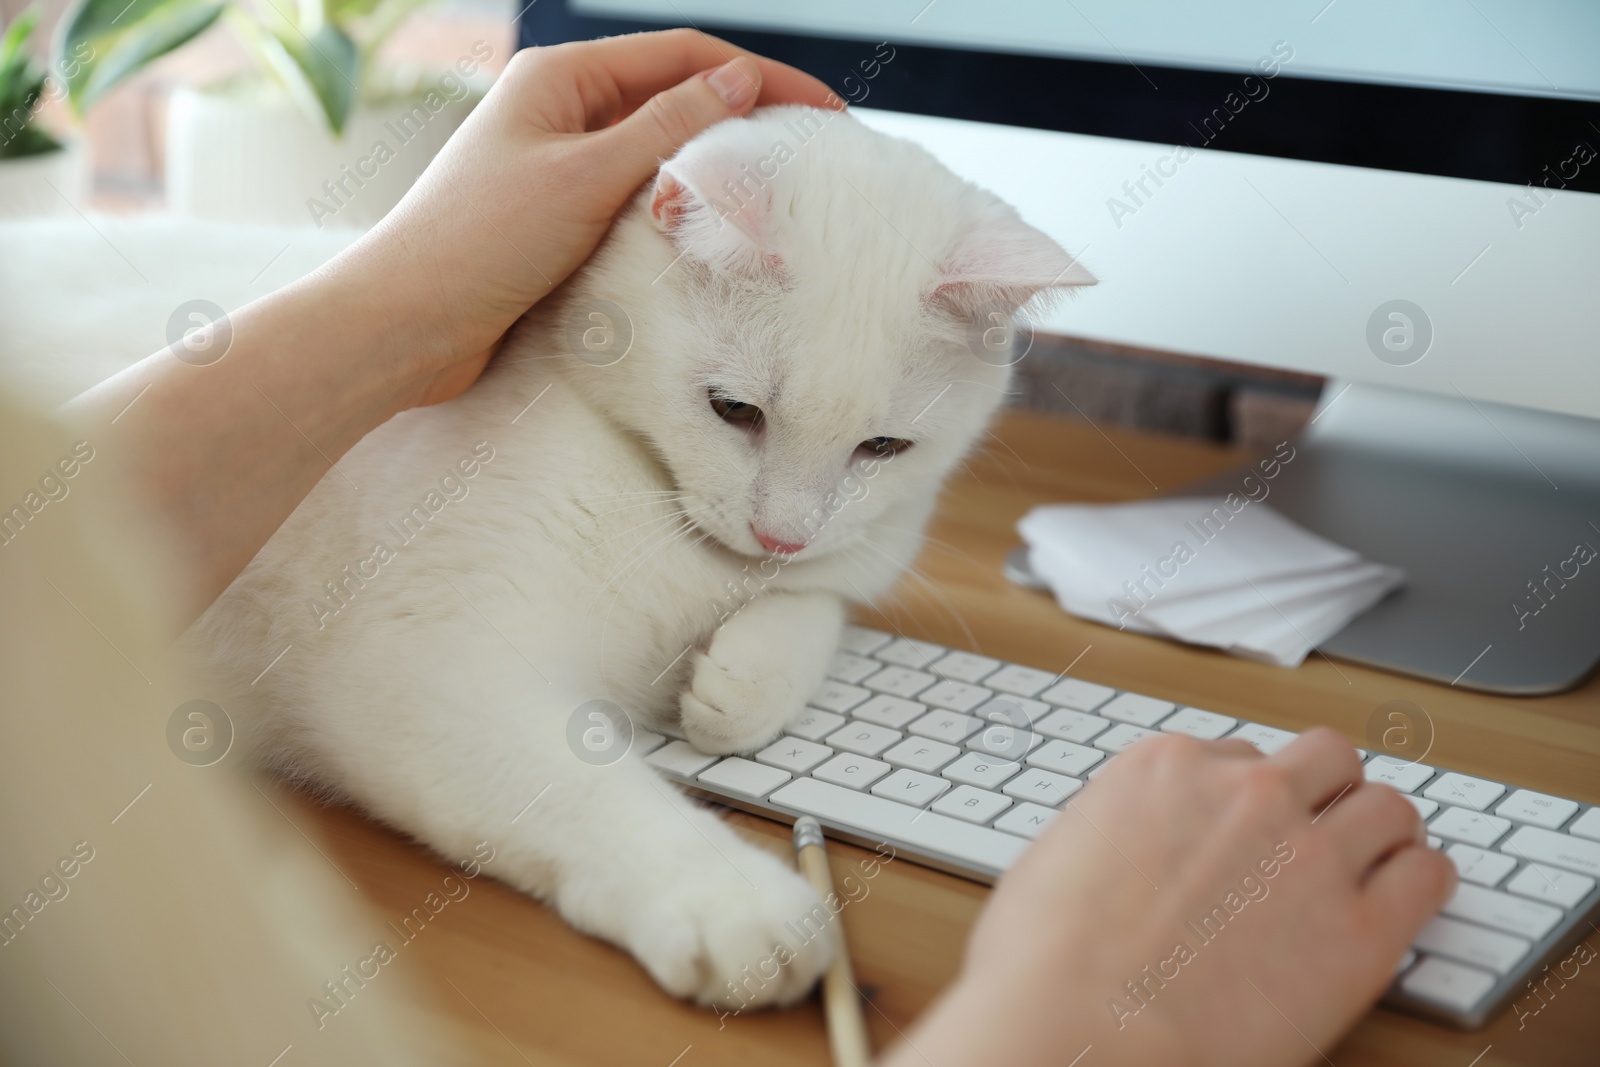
[565, 106, 1094, 565]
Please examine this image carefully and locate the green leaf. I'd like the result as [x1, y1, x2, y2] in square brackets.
[58, 0, 226, 113]
[231, 8, 356, 133]
[0, 7, 64, 159]
[273, 20, 357, 132]
[325, 0, 384, 23]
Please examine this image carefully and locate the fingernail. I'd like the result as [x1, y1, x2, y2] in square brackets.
[707, 57, 759, 109]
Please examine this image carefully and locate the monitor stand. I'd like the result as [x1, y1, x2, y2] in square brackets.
[1177, 382, 1600, 695]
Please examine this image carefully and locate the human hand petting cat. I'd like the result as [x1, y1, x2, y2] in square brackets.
[878, 728, 1457, 1067]
[358, 29, 839, 408]
[69, 30, 834, 619]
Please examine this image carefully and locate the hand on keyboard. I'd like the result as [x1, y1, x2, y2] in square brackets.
[878, 727, 1457, 1067]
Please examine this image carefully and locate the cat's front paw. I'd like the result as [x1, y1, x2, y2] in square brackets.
[628, 843, 834, 1008]
[680, 648, 802, 755]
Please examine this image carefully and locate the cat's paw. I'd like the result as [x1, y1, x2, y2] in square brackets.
[679, 648, 802, 755]
[627, 842, 834, 1008]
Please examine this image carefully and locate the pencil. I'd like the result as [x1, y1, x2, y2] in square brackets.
[792, 816, 872, 1067]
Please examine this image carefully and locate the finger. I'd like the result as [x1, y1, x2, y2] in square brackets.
[560, 29, 835, 128]
[1208, 738, 1264, 759]
[588, 55, 767, 198]
[1315, 782, 1425, 878]
[1271, 726, 1364, 812]
[1359, 842, 1457, 954]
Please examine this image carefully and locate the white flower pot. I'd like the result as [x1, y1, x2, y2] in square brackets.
[0, 139, 88, 219]
[165, 72, 486, 229]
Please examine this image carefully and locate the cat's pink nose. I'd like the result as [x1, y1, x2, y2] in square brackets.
[753, 527, 807, 556]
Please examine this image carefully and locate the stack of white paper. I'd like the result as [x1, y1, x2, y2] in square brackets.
[1018, 497, 1405, 667]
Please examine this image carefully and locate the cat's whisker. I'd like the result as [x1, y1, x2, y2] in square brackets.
[981, 428, 1031, 474]
[593, 518, 699, 625]
[592, 511, 694, 599]
[575, 496, 689, 528]
[852, 536, 979, 650]
[871, 525, 992, 575]
[572, 508, 686, 560]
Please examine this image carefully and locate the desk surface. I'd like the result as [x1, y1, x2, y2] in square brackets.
[287, 409, 1600, 1067]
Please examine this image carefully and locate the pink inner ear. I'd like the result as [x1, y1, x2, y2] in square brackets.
[931, 210, 1097, 314]
[648, 154, 784, 276]
[651, 172, 691, 229]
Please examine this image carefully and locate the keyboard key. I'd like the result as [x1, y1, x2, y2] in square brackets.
[851, 695, 926, 729]
[697, 757, 791, 800]
[839, 625, 892, 656]
[1423, 772, 1506, 812]
[633, 729, 667, 756]
[768, 777, 1029, 873]
[1088, 757, 1118, 780]
[862, 666, 938, 699]
[1404, 795, 1440, 820]
[827, 652, 879, 683]
[1099, 693, 1176, 728]
[908, 709, 981, 745]
[933, 786, 1013, 825]
[1569, 808, 1600, 841]
[994, 802, 1059, 839]
[826, 722, 903, 757]
[967, 712, 1043, 761]
[920, 680, 994, 713]
[812, 754, 891, 790]
[942, 752, 1023, 790]
[1445, 844, 1517, 887]
[1495, 789, 1579, 830]
[1038, 677, 1115, 711]
[1430, 806, 1511, 848]
[1413, 915, 1530, 974]
[1026, 739, 1105, 777]
[984, 664, 1057, 698]
[755, 737, 834, 774]
[786, 707, 846, 741]
[811, 681, 871, 713]
[1035, 709, 1112, 745]
[871, 769, 952, 806]
[647, 741, 719, 778]
[1365, 757, 1436, 794]
[1003, 768, 1082, 805]
[881, 737, 962, 773]
[1160, 707, 1237, 740]
[1504, 863, 1595, 909]
[974, 695, 1051, 724]
[1094, 723, 1160, 754]
[930, 651, 1000, 683]
[1400, 956, 1496, 1012]
[875, 637, 945, 669]
[1441, 883, 1563, 940]
[1227, 723, 1298, 755]
[1500, 825, 1600, 878]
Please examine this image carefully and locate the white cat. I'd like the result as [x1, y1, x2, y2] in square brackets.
[186, 106, 1095, 1008]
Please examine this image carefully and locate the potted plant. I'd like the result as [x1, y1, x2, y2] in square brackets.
[56, 0, 491, 228]
[0, 8, 89, 218]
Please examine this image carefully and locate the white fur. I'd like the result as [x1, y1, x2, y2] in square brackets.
[50, 109, 1094, 1008]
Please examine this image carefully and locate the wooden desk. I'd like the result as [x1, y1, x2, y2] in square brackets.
[287, 409, 1600, 1067]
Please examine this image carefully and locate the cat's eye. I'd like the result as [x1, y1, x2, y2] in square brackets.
[709, 393, 764, 429]
[862, 436, 913, 457]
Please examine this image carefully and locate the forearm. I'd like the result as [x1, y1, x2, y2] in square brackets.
[62, 250, 443, 624]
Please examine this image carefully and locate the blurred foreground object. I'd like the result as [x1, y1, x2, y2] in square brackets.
[0, 388, 442, 1065]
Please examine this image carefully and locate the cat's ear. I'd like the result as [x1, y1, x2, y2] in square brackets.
[930, 206, 1095, 315]
[649, 152, 781, 276]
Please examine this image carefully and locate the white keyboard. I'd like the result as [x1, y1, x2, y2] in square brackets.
[641, 626, 1600, 1029]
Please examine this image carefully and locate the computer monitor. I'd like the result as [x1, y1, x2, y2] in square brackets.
[523, 2, 1600, 694]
